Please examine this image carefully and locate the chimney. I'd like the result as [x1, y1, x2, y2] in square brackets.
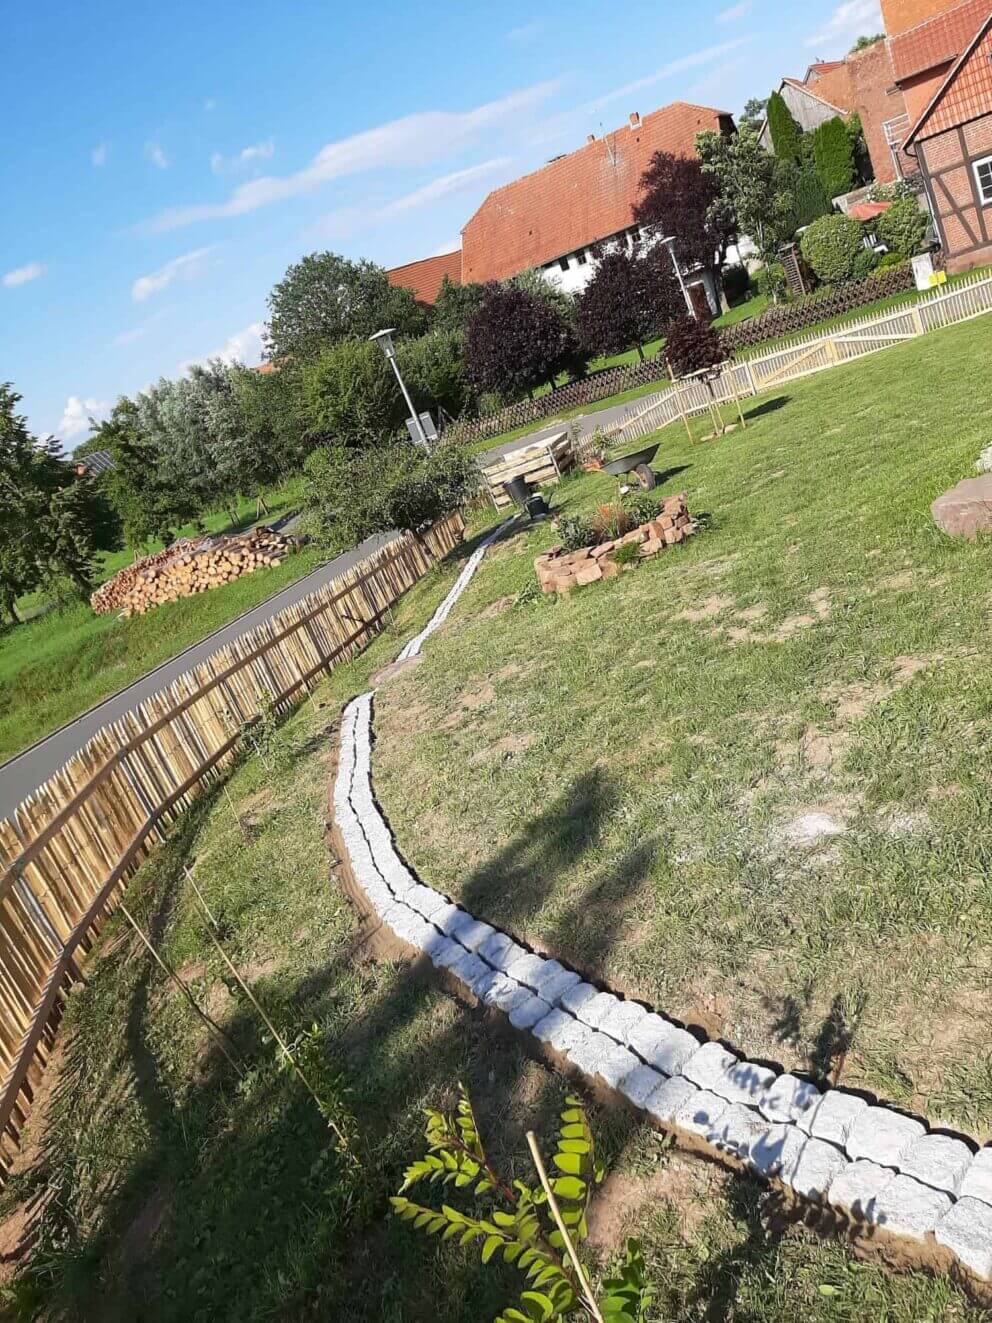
[629, 111, 640, 128]
[586, 133, 596, 144]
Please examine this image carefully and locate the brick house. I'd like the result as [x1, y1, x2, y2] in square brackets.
[761, 43, 917, 185]
[459, 102, 735, 313]
[385, 249, 462, 306]
[888, 0, 992, 270]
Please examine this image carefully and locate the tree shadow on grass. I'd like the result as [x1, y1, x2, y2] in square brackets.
[743, 395, 790, 422]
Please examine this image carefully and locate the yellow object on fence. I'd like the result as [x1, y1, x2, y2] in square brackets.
[0, 512, 464, 1175]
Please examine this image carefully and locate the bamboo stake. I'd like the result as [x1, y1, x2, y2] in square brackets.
[117, 902, 243, 1075]
[526, 1131, 603, 1323]
[186, 882, 350, 1151]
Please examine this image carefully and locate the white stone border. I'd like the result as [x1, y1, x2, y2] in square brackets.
[331, 517, 992, 1288]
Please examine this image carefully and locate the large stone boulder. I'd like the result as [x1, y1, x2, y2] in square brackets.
[932, 475, 992, 539]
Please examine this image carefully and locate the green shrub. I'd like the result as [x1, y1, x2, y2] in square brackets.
[621, 491, 664, 525]
[852, 247, 879, 278]
[753, 261, 788, 301]
[811, 116, 856, 199]
[300, 338, 405, 447]
[877, 196, 929, 257]
[722, 263, 749, 305]
[874, 251, 909, 272]
[800, 214, 864, 284]
[794, 167, 833, 228]
[555, 513, 595, 552]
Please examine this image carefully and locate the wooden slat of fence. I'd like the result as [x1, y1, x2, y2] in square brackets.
[0, 511, 464, 1176]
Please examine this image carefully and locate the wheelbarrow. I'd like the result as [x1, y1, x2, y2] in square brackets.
[602, 442, 660, 491]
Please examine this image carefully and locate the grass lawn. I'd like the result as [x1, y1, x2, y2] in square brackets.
[371, 311, 992, 1142]
[0, 480, 318, 766]
[1, 536, 984, 1321]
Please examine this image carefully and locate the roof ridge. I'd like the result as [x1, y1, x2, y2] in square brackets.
[893, 0, 988, 43]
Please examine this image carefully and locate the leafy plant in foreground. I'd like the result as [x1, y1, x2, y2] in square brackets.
[391, 1085, 653, 1322]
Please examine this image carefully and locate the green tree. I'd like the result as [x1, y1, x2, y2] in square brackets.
[850, 33, 884, 50]
[740, 96, 768, 131]
[397, 329, 472, 424]
[432, 276, 486, 335]
[265, 252, 428, 363]
[303, 439, 477, 553]
[301, 337, 406, 446]
[698, 126, 796, 272]
[812, 116, 856, 198]
[95, 398, 197, 547]
[767, 90, 803, 162]
[231, 363, 311, 482]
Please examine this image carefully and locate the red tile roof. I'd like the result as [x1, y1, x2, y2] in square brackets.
[848, 200, 894, 219]
[386, 249, 462, 305]
[905, 9, 992, 142]
[460, 102, 731, 284]
[890, 0, 990, 81]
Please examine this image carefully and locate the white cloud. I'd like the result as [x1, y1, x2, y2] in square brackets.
[132, 247, 214, 302]
[506, 19, 543, 41]
[91, 142, 108, 166]
[146, 79, 562, 231]
[210, 138, 275, 175]
[584, 38, 750, 112]
[2, 262, 45, 288]
[718, 1, 752, 21]
[145, 140, 170, 169]
[806, 0, 883, 48]
[314, 159, 511, 239]
[179, 321, 265, 374]
[58, 396, 110, 442]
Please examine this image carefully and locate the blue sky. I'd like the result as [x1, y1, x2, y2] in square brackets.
[1, 0, 882, 446]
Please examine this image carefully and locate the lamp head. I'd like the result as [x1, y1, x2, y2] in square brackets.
[369, 328, 397, 360]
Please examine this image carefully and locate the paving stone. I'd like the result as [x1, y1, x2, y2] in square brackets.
[479, 975, 532, 1013]
[448, 952, 492, 991]
[708, 1104, 776, 1161]
[758, 1074, 822, 1127]
[682, 1042, 741, 1094]
[421, 928, 454, 960]
[389, 909, 431, 947]
[529, 961, 582, 1006]
[804, 1090, 869, 1145]
[559, 982, 600, 1017]
[405, 885, 448, 921]
[451, 918, 497, 954]
[674, 1088, 728, 1138]
[935, 1196, 992, 1279]
[478, 932, 527, 973]
[748, 1123, 796, 1178]
[434, 908, 476, 940]
[828, 1160, 896, 1221]
[618, 1063, 667, 1110]
[504, 951, 552, 991]
[609, 1000, 651, 1048]
[428, 902, 463, 933]
[872, 1174, 952, 1243]
[532, 1009, 577, 1049]
[779, 1133, 849, 1200]
[381, 859, 418, 899]
[959, 1147, 992, 1208]
[898, 1134, 974, 1196]
[509, 995, 553, 1031]
[846, 1107, 927, 1168]
[645, 1075, 698, 1126]
[628, 1019, 699, 1077]
[595, 1044, 642, 1092]
[565, 1030, 619, 1079]
[431, 940, 470, 971]
[573, 991, 622, 1032]
[711, 1057, 776, 1108]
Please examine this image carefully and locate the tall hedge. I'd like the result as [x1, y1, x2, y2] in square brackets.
[795, 167, 833, 228]
[812, 117, 855, 199]
[767, 91, 802, 163]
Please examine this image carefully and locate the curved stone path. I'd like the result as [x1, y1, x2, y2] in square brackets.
[331, 521, 992, 1291]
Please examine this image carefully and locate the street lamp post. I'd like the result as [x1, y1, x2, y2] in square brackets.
[369, 328, 430, 449]
[660, 236, 697, 319]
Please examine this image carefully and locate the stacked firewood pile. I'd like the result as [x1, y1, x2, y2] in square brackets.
[91, 526, 301, 617]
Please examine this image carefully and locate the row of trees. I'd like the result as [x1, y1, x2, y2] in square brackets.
[0, 387, 117, 623]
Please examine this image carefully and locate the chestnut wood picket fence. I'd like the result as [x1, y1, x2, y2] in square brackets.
[0, 512, 464, 1176]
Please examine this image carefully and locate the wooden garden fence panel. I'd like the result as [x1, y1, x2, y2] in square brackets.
[606, 271, 992, 449]
[0, 512, 464, 1173]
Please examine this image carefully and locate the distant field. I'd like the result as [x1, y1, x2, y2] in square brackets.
[0, 479, 317, 766]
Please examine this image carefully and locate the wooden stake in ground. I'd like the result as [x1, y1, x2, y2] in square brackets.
[117, 901, 243, 1076]
[526, 1130, 604, 1323]
[184, 875, 351, 1152]
[668, 363, 694, 444]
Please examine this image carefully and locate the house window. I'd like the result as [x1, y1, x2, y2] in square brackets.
[558, 257, 569, 273]
[576, 249, 588, 265]
[973, 155, 992, 205]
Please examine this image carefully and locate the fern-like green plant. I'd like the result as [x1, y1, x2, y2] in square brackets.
[391, 1085, 652, 1323]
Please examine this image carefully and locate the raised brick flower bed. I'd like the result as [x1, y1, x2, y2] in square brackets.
[534, 492, 694, 594]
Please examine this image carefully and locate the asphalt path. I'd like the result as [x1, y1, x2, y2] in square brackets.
[476, 387, 670, 463]
[0, 531, 395, 819]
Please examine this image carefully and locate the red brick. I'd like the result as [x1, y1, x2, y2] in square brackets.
[640, 538, 664, 556]
[575, 562, 604, 586]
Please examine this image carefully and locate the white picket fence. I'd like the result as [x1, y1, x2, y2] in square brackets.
[606, 271, 992, 449]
